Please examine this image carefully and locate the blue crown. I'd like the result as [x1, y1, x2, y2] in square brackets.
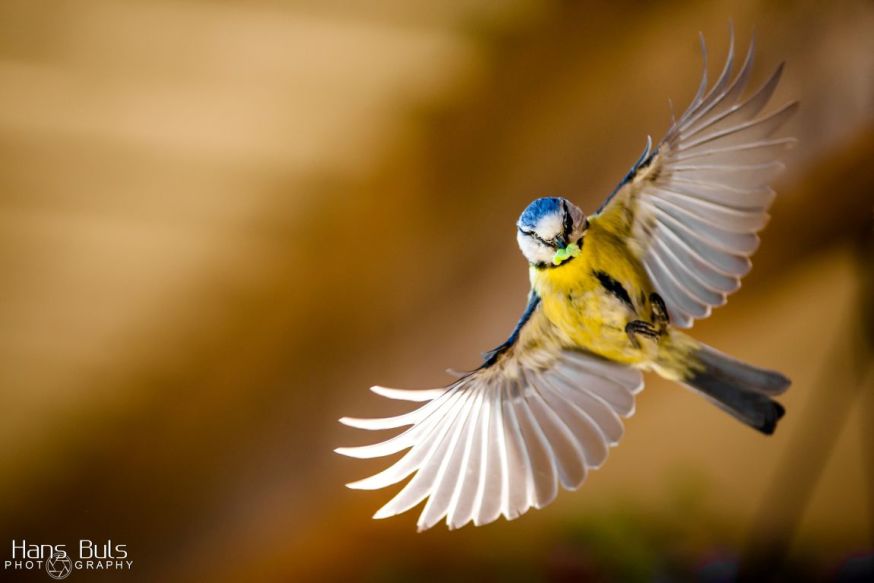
[518, 197, 563, 229]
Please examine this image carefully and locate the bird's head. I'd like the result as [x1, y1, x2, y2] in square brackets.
[516, 196, 588, 267]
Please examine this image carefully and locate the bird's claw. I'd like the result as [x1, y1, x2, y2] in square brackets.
[626, 320, 660, 349]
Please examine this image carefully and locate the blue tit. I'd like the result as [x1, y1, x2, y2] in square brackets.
[337, 31, 796, 531]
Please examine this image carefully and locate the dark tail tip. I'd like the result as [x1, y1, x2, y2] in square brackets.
[685, 371, 787, 435]
[685, 345, 790, 435]
[758, 400, 786, 435]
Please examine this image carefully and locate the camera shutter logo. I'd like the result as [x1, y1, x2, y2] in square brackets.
[45, 551, 73, 580]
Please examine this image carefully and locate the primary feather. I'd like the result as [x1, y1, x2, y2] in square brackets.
[600, 31, 798, 327]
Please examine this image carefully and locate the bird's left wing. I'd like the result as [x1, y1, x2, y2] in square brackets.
[336, 299, 643, 531]
[595, 32, 798, 328]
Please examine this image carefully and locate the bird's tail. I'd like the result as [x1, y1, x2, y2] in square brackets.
[680, 343, 790, 435]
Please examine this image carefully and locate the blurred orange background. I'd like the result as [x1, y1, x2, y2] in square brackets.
[0, 0, 872, 581]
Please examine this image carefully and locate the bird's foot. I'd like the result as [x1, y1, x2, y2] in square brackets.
[650, 292, 669, 333]
[626, 320, 660, 349]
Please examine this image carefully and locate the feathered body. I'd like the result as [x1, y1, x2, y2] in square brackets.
[338, 31, 796, 532]
[532, 168, 699, 378]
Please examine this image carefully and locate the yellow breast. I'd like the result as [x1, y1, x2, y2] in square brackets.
[531, 221, 655, 365]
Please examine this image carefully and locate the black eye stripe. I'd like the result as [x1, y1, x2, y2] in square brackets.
[518, 228, 553, 247]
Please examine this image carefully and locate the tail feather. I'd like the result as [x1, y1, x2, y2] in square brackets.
[695, 345, 790, 396]
[683, 345, 790, 435]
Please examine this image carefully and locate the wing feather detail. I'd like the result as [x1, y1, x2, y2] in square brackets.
[337, 309, 644, 530]
[598, 29, 796, 328]
[369, 386, 447, 401]
[477, 386, 505, 525]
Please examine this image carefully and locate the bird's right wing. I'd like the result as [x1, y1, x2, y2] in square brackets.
[336, 303, 643, 531]
[594, 31, 797, 328]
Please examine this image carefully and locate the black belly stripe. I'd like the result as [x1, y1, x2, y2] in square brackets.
[594, 270, 635, 312]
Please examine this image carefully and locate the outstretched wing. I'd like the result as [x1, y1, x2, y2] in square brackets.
[336, 301, 643, 531]
[595, 31, 798, 328]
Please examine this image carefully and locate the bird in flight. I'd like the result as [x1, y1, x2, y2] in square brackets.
[337, 31, 796, 531]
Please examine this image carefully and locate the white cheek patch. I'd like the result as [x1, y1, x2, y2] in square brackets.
[517, 231, 555, 265]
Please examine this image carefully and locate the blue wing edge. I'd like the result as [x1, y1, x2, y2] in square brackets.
[480, 291, 542, 367]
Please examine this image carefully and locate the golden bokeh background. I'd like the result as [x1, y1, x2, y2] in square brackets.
[0, 0, 872, 581]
